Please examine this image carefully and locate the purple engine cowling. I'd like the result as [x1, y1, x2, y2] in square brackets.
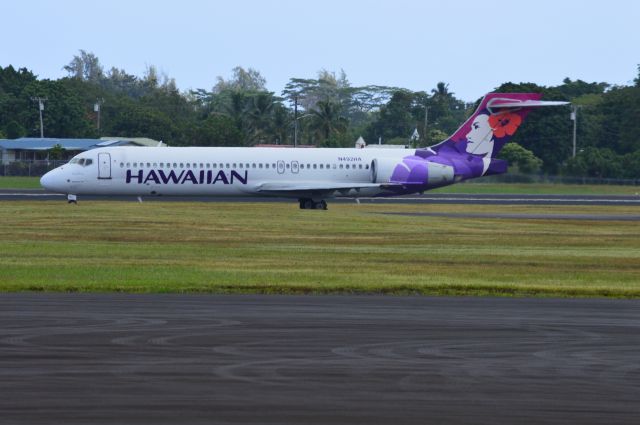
[371, 157, 454, 187]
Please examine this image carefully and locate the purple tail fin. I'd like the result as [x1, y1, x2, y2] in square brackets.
[434, 93, 548, 158]
[418, 93, 569, 179]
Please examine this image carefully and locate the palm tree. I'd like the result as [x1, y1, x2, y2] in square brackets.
[245, 92, 274, 143]
[310, 100, 348, 143]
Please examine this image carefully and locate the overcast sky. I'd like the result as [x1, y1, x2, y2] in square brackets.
[3, 0, 639, 101]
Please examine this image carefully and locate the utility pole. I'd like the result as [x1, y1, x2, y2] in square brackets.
[31, 97, 47, 138]
[570, 105, 579, 158]
[94, 98, 104, 131]
[423, 105, 430, 145]
[293, 95, 298, 148]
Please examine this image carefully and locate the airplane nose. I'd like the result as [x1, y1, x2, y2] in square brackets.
[40, 171, 52, 189]
[40, 169, 64, 192]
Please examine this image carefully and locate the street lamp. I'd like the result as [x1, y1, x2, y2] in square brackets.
[31, 97, 47, 138]
[94, 98, 104, 131]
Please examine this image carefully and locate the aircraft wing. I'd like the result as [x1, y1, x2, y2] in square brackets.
[253, 181, 403, 197]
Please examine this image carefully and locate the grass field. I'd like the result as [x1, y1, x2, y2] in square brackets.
[1, 175, 639, 195]
[0, 201, 638, 297]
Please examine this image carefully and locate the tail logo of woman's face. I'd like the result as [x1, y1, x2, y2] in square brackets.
[464, 111, 523, 157]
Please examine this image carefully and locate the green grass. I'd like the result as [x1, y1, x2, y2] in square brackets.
[1, 175, 638, 195]
[0, 201, 639, 297]
[0, 176, 42, 189]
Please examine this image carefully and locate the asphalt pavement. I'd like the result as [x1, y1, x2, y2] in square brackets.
[2, 188, 640, 205]
[1, 294, 638, 425]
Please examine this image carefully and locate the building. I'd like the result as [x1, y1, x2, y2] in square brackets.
[0, 137, 165, 165]
[0, 137, 166, 176]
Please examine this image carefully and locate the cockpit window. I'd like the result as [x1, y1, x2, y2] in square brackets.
[70, 158, 93, 167]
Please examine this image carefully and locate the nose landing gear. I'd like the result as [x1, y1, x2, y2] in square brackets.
[67, 194, 78, 204]
[298, 198, 328, 210]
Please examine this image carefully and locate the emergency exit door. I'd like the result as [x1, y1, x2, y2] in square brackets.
[98, 153, 111, 179]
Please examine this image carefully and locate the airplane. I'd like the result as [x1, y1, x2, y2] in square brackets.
[40, 93, 568, 209]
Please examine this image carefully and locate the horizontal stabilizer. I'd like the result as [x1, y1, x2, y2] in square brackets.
[488, 99, 570, 110]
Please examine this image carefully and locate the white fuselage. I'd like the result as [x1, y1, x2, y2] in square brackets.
[40, 146, 428, 199]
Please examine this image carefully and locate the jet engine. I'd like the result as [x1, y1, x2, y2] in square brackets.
[370, 157, 454, 186]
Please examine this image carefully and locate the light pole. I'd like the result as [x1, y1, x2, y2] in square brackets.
[94, 98, 104, 131]
[423, 105, 430, 145]
[31, 97, 47, 138]
[570, 105, 580, 158]
[293, 95, 298, 148]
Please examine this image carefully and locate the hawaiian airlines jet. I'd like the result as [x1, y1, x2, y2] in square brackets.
[40, 93, 568, 209]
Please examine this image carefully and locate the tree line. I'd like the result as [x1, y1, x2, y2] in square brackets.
[0, 50, 639, 179]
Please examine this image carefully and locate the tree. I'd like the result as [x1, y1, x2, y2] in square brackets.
[5, 120, 25, 138]
[194, 115, 243, 147]
[365, 90, 415, 142]
[310, 100, 347, 143]
[63, 50, 104, 83]
[213, 66, 266, 93]
[563, 147, 623, 178]
[48, 144, 66, 160]
[498, 143, 543, 174]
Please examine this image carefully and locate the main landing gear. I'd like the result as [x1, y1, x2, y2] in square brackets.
[299, 198, 328, 210]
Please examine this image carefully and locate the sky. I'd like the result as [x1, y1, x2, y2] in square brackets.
[2, 0, 639, 102]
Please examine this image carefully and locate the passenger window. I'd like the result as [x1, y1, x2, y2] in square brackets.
[259, 164, 263, 169]
[313, 164, 317, 169]
[346, 164, 350, 169]
[159, 163, 164, 168]
[186, 163, 190, 168]
[332, 164, 336, 169]
[206, 163, 210, 169]
[239, 163, 243, 168]
[173, 163, 177, 168]
[180, 163, 184, 168]
[120, 162, 124, 168]
[146, 162, 151, 167]
[212, 163, 217, 168]
[252, 163, 256, 168]
[199, 163, 203, 168]
[340, 164, 344, 169]
[365, 164, 369, 169]
[153, 163, 157, 167]
[246, 163, 250, 168]
[233, 163, 237, 168]
[265, 163, 269, 169]
[359, 164, 363, 169]
[126, 162, 130, 167]
[319, 164, 323, 169]
[226, 163, 230, 168]
[133, 162, 137, 167]
[272, 163, 276, 168]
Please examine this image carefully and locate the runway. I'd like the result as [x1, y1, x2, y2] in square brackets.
[1, 294, 638, 425]
[1, 188, 640, 205]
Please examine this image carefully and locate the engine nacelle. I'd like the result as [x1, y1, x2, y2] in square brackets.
[371, 157, 454, 186]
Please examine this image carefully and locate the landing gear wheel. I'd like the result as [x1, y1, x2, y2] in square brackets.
[67, 194, 77, 204]
[301, 199, 314, 209]
[318, 200, 328, 210]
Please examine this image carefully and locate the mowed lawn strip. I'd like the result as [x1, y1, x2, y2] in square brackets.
[0, 201, 638, 297]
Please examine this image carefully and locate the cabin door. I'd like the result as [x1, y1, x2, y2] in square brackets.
[98, 153, 111, 179]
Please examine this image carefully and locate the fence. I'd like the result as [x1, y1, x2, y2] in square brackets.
[1, 160, 69, 177]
